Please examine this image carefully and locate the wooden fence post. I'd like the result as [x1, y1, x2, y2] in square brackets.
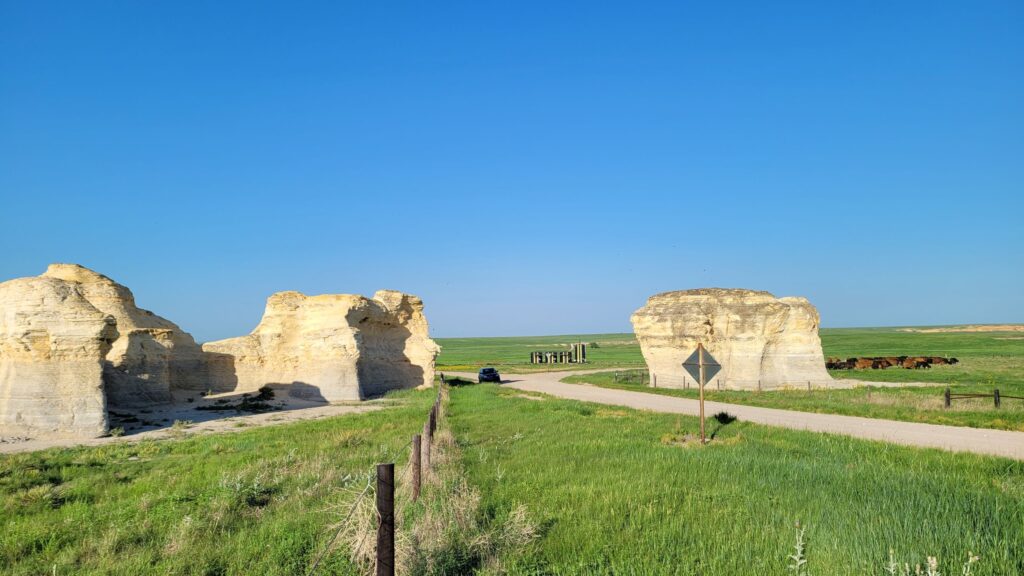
[944, 387, 951, 408]
[422, 421, 431, 474]
[411, 434, 421, 501]
[376, 463, 395, 576]
[995, 389, 1001, 409]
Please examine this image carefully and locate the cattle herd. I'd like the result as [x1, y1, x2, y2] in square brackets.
[826, 356, 960, 370]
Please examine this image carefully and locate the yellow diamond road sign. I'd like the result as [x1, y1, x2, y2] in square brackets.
[682, 345, 721, 385]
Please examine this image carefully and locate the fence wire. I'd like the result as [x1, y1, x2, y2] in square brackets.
[306, 478, 373, 576]
[307, 378, 446, 576]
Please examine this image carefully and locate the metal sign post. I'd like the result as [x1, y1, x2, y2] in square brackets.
[682, 343, 721, 444]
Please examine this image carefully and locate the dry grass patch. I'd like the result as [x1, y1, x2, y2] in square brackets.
[334, 411, 539, 575]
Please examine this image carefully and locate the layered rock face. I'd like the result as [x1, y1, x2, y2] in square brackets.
[1, 263, 439, 438]
[202, 289, 439, 401]
[0, 276, 115, 438]
[1, 264, 204, 437]
[631, 289, 833, 389]
[43, 264, 205, 405]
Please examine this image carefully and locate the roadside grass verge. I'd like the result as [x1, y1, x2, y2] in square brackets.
[563, 370, 1024, 431]
[449, 384, 1024, 575]
[0, 389, 433, 576]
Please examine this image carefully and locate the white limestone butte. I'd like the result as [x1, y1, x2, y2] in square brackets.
[0, 263, 440, 439]
[202, 289, 440, 401]
[43, 264, 205, 405]
[0, 276, 114, 438]
[631, 289, 833, 390]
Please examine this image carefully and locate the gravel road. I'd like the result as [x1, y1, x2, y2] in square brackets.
[453, 370, 1024, 461]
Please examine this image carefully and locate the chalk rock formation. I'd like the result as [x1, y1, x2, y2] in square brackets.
[631, 289, 833, 389]
[202, 289, 439, 401]
[0, 263, 439, 438]
[0, 275, 115, 438]
[42, 264, 205, 405]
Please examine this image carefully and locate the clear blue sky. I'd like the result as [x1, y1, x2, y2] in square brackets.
[1, 1, 1021, 340]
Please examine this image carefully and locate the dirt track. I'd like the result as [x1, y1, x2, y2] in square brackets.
[463, 370, 1024, 461]
[0, 397, 382, 455]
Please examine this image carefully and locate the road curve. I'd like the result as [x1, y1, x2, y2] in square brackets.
[455, 370, 1024, 461]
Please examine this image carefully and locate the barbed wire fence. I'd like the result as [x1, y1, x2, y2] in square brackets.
[304, 367, 843, 575]
[306, 375, 449, 576]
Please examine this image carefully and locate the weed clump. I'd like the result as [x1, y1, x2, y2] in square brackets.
[220, 472, 277, 509]
[333, 402, 538, 574]
[168, 420, 193, 438]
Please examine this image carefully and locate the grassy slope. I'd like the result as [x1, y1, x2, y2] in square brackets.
[450, 384, 1024, 575]
[441, 327, 1024, 430]
[0, 392, 430, 576]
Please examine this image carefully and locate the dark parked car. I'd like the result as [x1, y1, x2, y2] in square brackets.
[478, 367, 501, 383]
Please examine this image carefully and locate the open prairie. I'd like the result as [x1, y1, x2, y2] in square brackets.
[5, 1, 1020, 574]
[4, 380, 1021, 575]
[450, 384, 1024, 575]
[435, 333, 645, 373]
[439, 327, 1024, 430]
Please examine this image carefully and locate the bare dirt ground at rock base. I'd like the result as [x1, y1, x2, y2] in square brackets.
[0, 394, 384, 455]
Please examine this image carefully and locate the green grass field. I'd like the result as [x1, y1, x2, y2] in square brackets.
[450, 384, 1024, 575]
[2, 326, 1020, 574]
[435, 333, 643, 372]
[0, 392, 431, 576]
[3, 380, 1022, 575]
[440, 327, 1024, 430]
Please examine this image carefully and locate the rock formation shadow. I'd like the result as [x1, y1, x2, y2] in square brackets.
[107, 383, 330, 436]
[200, 351, 239, 395]
[286, 382, 328, 402]
[356, 320, 424, 400]
[107, 353, 335, 435]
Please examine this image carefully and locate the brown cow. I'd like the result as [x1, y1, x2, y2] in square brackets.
[902, 356, 928, 369]
[853, 358, 875, 369]
[825, 358, 851, 369]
